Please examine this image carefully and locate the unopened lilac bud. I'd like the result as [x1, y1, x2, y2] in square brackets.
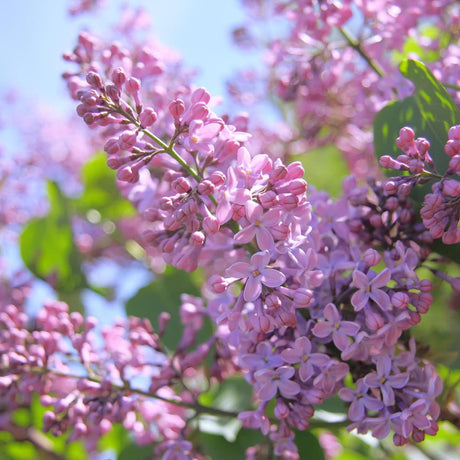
[104, 138, 120, 155]
[365, 310, 384, 330]
[172, 177, 191, 194]
[191, 87, 211, 104]
[369, 213, 383, 228]
[412, 429, 425, 443]
[271, 164, 288, 183]
[232, 204, 245, 221]
[266, 293, 281, 310]
[445, 139, 460, 157]
[139, 107, 157, 127]
[190, 231, 205, 247]
[169, 99, 185, 122]
[259, 190, 277, 208]
[208, 275, 228, 294]
[288, 179, 307, 195]
[125, 77, 141, 94]
[107, 156, 125, 170]
[111, 67, 127, 87]
[384, 196, 399, 211]
[99, 418, 112, 435]
[274, 399, 290, 419]
[198, 180, 215, 195]
[293, 288, 313, 308]
[158, 312, 171, 336]
[86, 71, 103, 89]
[286, 161, 304, 179]
[363, 248, 381, 267]
[210, 171, 226, 186]
[106, 84, 120, 102]
[189, 102, 209, 121]
[392, 292, 409, 309]
[117, 165, 137, 182]
[118, 130, 138, 151]
[203, 216, 220, 234]
[383, 180, 398, 195]
[419, 279, 433, 293]
[279, 194, 298, 210]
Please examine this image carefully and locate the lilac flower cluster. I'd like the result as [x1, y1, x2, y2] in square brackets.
[56, 32, 449, 455]
[381, 126, 460, 244]
[0, 298, 219, 457]
[231, 0, 460, 177]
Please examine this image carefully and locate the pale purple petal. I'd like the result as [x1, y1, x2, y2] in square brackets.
[299, 363, 314, 382]
[363, 395, 384, 411]
[338, 387, 355, 402]
[348, 399, 366, 421]
[381, 382, 395, 406]
[351, 290, 369, 311]
[245, 200, 263, 222]
[256, 226, 275, 251]
[226, 261, 252, 278]
[312, 321, 333, 338]
[251, 250, 271, 270]
[258, 381, 278, 401]
[279, 380, 301, 398]
[377, 355, 392, 377]
[323, 303, 340, 322]
[234, 226, 257, 244]
[341, 321, 360, 336]
[260, 268, 286, 288]
[310, 353, 330, 368]
[364, 373, 381, 388]
[371, 268, 391, 288]
[281, 348, 300, 364]
[244, 276, 262, 302]
[277, 366, 295, 380]
[333, 330, 350, 351]
[388, 372, 409, 389]
[352, 270, 368, 289]
[370, 290, 390, 310]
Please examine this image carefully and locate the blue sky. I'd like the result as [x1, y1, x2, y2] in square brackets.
[0, 0, 257, 112]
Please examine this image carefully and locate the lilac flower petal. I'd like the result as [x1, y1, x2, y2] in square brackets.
[244, 276, 262, 302]
[279, 380, 301, 398]
[226, 261, 252, 278]
[310, 353, 330, 367]
[352, 270, 368, 289]
[370, 290, 390, 310]
[341, 321, 360, 336]
[364, 373, 380, 388]
[377, 355, 392, 377]
[281, 348, 300, 364]
[312, 321, 333, 338]
[234, 226, 257, 244]
[348, 399, 366, 421]
[299, 363, 314, 382]
[277, 366, 295, 379]
[260, 268, 286, 288]
[324, 303, 340, 322]
[351, 290, 369, 311]
[363, 395, 384, 411]
[333, 330, 350, 351]
[256, 226, 274, 251]
[258, 382, 278, 401]
[381, 382, 395, 406]
[245, 200, 262, 221]
[372, 268, 391, 288]
[251, 250, 271, 269]
[388, 373, 409, 389]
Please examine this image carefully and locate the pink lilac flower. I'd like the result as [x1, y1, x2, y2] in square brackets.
[281, 336, 330, 382]
[351, 268, 391, 311]
[364, 355, 409, 406]
[312, 303, 360, 351]
[234, 200, 281, 250]
[254, 366, 301, 401]
[225, 250, 286, 302]
[338, 379, 384, 421]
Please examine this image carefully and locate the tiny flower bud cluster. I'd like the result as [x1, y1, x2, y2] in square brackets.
[381, 126, 460, 244]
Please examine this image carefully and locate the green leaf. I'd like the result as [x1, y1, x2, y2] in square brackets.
[295, 430, 326, 460]
[199, 429, 264, 460]
[118, 443, 153, 460]
[75, 153, 136, 220]
[19, 181, 87, 296]
[374, 59, 460, 179]
[374, 59, 460, 264]
[125, 267, 210, 350]
[298, 145, 350, 198]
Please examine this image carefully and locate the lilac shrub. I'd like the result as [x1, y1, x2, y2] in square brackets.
[1, 2, 459, 459]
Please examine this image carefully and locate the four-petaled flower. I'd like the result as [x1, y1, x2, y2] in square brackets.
[364, 355, 409, 406]
[281, 336, 330, 382]
[254, 366, 301, 401]
[312, 303, 360, 351]
[351, 268, 391, 311]
[226, 250, 286, 302]
[338, 379, 384, 421]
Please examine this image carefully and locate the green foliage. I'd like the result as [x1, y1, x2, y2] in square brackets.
[198, 377, 254, 442]
[295, 430, 325, 460]
[374, 59, 460, 264]
[374, 59, 460, 178]
[126, 267, 212, 350]
[298, 144, 350, 198]
[74, 153, 136, 221]
[19, 181, 87, 295]
[118, 443, 153, 460]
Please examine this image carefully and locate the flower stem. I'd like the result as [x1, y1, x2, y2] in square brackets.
[339, 27, 385, 78]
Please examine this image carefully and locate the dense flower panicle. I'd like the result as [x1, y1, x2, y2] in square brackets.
[2, 3, 458, 458]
